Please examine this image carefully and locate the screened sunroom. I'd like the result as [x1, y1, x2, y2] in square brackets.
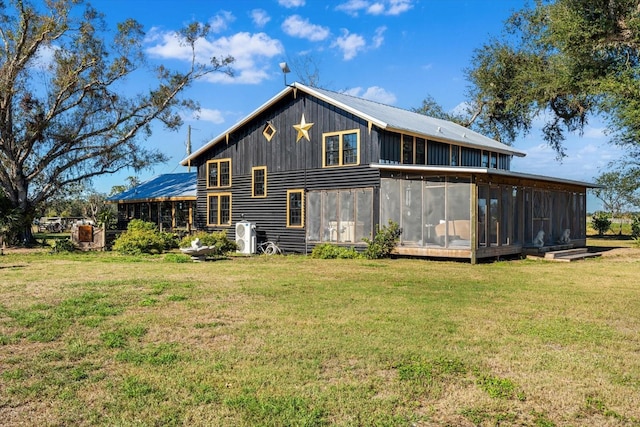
[376, 165, 590, 263]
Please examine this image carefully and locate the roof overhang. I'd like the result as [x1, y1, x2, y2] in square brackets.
[371, 163, 599, 188]
[106, 196, 197, 204]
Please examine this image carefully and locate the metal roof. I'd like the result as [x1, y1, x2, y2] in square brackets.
[106, 172, 197, 203]
[181, 82, 526, 166]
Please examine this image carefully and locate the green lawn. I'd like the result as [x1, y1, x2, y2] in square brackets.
[1, 246, 639, 426]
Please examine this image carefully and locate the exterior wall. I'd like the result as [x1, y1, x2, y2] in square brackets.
[193, 92, 381, 253]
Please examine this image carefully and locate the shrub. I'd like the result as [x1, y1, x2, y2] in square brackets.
[363, 220, 401, 259]
[310, 243, 361, 259]
[591, 211, 612, 236]
[113, 220, 173, 255]
[179, 231, 237, 256]
[50, 238, 76, 253]
[631, 215, 640, 239]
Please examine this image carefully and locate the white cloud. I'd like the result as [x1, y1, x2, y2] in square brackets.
[195, 108, 225, 124]
[583, 126, 607, 139]
[336, 0, 413, 16]
[250, 9, 271, 28]
[279, 0, 305, 7]
[332, 29, 366, 60]
[343, 86, 397, 104]
[282, 15, 330, 41]
[146, 31, 284, 85]
[387, 0, 413, 15]
[372, 26, 386, 48]
[209, 11, 235, 33]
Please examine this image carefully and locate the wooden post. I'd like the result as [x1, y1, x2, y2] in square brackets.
[470, 182, 477, 265]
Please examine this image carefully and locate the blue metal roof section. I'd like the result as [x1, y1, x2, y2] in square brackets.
[106, 172, 197, 202]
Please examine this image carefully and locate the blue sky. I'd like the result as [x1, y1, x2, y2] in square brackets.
[87, 0, 617, 209]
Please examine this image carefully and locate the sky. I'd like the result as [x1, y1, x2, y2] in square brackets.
[84, 0, 619, 209]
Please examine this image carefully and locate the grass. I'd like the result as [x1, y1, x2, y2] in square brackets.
[1, 244, 639, 426]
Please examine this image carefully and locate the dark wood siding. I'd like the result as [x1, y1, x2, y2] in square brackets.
[195, 165, 380, 253]
[192, 91, 383, 253]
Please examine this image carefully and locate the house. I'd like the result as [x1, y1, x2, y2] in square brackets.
[107, 172, 196, 232]
[181, 82, 592, 262]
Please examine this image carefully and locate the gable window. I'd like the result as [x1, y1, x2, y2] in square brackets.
[207, 159, 231, 188]
[252, 166, 267, 197]
[262, 122, 276, 141]
[323, 130, 360, 167]
[207, 193, 231, 226]
[287, 189, 304, 228]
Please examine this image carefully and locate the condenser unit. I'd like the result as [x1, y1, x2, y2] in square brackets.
[235, 221, 256, 254]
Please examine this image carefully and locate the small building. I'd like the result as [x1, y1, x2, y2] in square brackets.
[107, 172, 196, 232]
[180, 83, 593, 262]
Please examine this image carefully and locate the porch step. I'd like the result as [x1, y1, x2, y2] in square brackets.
[544, 248, 588, 259]
[542, 248, 602, 262]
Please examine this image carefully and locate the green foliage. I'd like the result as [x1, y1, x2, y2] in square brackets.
[464, 0, 640, 161]
[594, 171, 639, 216]
[112, 220, 177, 255]
[363, 220, 401, 259]
[631, 215, 640, 240]
[0, 0, 233, 241]
[50, 238, 76, 253]
[591, 211, 612, 236]
[163, 253, 192, 263]
[310, 243, 362, 259]
[178, 230, 237, 256]
[476, 374, 519, 399]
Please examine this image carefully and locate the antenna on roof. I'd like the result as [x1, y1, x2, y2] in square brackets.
[279, 62, 291, 86]
[186, 125, 192, 172]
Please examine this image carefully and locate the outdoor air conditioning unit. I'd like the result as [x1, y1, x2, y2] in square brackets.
[235, 221, 256, 254]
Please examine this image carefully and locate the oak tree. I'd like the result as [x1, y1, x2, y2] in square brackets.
[0, 0, 233, 242]
[461, 1, 640, 161]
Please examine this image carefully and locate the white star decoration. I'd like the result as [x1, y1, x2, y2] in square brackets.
[293, 113, 314, 142]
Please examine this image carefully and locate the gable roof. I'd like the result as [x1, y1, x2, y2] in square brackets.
[106, 172, 197, 203]
[181, 82, 526, 166]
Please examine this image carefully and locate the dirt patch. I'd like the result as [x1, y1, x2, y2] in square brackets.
[597, 246, 640, 259]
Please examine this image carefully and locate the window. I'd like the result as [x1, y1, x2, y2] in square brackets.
[490, 152, 498, 169]
[416, 138, 426, 164]
[207, 193, 232, 226]
[450, 145, 460, 166]
[252, 166, 267, 197]
[206, 159, 231, 188]
[262, 122, 276, 141]
[306, 188, 373, 243]
[402, 135, 413, 164]
[287, 189, 304, 228]
[323, 130, 360, 167]
[481, 151, 489, 168]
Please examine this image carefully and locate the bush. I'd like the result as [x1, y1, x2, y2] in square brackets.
[178, 231, 237, 256]
[363, 220, 401, 259]
[310, 243, 361, 259]
[631, 215, 640, 240]
[50, 238, 76, 253]
[591, 211, 612, 236]
[113, 220, 175, 255]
